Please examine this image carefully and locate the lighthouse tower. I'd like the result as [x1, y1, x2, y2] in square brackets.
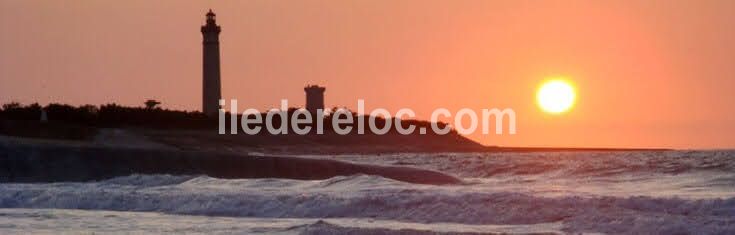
[201, 9, 222, 117]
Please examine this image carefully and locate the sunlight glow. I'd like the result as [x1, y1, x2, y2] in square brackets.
[536, 79, 576, 114]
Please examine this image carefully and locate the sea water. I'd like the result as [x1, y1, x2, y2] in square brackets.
[0, 151, 733, 234]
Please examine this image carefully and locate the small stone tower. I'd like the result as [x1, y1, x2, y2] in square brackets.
[201, 9, 222, 117]
[304, 85, 326, 114]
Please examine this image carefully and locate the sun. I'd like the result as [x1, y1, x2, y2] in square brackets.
[536, 79, 576, 114]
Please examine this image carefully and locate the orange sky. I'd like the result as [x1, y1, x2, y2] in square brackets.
[1, 0, 734, 149]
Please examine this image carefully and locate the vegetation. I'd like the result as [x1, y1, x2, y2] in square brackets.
[0, 102, 210, 128]
[0, 102, 452, 134]
[0, 102, 482, 152]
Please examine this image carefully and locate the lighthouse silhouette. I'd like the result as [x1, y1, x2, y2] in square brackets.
[201, 9, 222, 117]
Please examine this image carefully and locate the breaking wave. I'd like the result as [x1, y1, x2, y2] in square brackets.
[1, 151, 734, 234]
[0, 173, 733, 234]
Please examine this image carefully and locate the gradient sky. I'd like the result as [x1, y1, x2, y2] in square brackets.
[1, 0, 734, 149]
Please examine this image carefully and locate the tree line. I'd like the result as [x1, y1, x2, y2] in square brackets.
[0, 102, 453, 136]
[0, 102, 212, 129]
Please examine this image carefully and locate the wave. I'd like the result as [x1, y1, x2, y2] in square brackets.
[0, 208, 563, 235]
[0, 144, 461, 185]
[323, 150, 735, 178]
[100, 174, 197, 187]
[297, 220, 560, 235]
[0, 174, 733, 234]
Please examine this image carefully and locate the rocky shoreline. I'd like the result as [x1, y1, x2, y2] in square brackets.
[0, 140, 461, 185]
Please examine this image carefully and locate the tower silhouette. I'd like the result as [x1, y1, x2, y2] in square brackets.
[201, 9, 222, 117]
[304, 85, 326, 114]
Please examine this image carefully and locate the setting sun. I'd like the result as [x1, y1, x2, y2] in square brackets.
[537, 79, 576, 114]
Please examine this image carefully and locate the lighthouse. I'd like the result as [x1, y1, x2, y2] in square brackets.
[201, 9, 222, 117]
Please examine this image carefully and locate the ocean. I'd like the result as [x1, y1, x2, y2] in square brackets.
[0, 151, 733, 234]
